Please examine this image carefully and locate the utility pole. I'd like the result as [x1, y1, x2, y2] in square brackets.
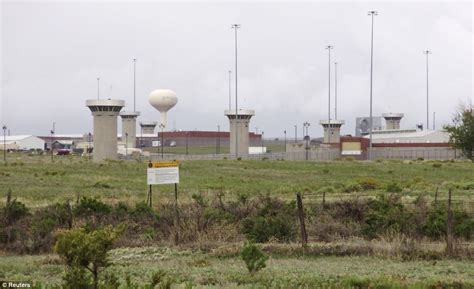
[325, 45, 333, 144]
[423, 50, 432, 131]
[2, 125, 6, 162]
[97, 77, 100, 100]
[294, 124, 297, 143]
[231, 24, 240, 158]
[368, 10, 378, 160]
[335, 61, 338, 120]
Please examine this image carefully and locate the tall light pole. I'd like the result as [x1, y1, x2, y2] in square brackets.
[284, 130, 287, 153]
[228, 70, 232, 110]
[335, 61, 338, 120]
[216, 125, 220, 154]
[294, 125, 297, 143]
[50, 128, 54, 162]
[325, 45, 333, 144]
[261, 131, 264, 153]
[423, 50, 432, 131]
[125, 132, 128, 157]
[159, 124, 165, 159]
[2, 125, 6, 162]
[368, 10, 378, 160]
[303, 122, 310, 161]
[133, 58, 137, 112]
[231, 24, 240, 158]
[97, 77, 100, 100]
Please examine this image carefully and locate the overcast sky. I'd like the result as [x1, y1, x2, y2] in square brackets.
[1, 1, 472, 138]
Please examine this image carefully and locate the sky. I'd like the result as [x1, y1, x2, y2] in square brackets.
[0, 0, 472, 138]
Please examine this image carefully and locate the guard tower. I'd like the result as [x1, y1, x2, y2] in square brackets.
[120, 111, 140, 148]
[140, 122, 158, 134]
[382, 113, 404, 130]
[320, 120, 345, 144]
[86, 99, 125, 161]
[225, 109, 255, 156]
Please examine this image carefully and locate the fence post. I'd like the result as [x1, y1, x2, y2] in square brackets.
[296, 193, 308, 248]
[446, 189, 454, 256]
[434, 186, 439, 206]
[322, 191, 326, 208]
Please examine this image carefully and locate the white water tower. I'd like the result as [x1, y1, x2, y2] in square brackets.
[149, 89, 178, 131]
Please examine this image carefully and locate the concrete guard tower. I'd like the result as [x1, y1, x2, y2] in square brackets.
[140, 122, 158, 134]
[120, 111, 140, 148]
[225, 109, 255, 156]
[320, 120, 345, 144]
[382, 113, 404, 130]
[86, 99, 125, 161]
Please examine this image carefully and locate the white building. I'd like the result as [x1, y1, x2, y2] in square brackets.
[0, 135, 45, 150]
[366, 129, 450, 144]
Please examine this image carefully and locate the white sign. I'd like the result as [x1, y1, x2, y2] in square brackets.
[147, 161, 179, 185]
[152, 141, 161, 147]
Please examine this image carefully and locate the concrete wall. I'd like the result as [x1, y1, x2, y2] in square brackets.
[372, 147, 457, 160]
[121, 117, 138, 148]
[92, 112, 120, 161]
[228, 118, 251, 156]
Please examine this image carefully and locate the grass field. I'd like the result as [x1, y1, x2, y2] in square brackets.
[1, 246, 473, 288]
[1, 153, 474, 288]
[142, 143, 285, 155]
[1, 153, 473, 208]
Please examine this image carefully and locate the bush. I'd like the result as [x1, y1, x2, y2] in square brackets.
[242, 198, 296, 243]
[241, 242, 268, 274]
[432, 162, 442, 168]
[357, 178, 381, 191]
[55, 225, 124, 289]
[423, 205, 474, 240]
[344, 183, 362, 193]
[74, 197, 111, 216]
[130, 201, 159, 222]
[362, 194, 410, 238]
[2, 191, 29, 226]
[385, 182, 403, 193]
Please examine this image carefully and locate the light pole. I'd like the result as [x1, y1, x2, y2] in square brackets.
[2, 125, 6, 162]
[284, 130, 287, 153]
[50, 129, 54, 162]
[294, 125, 297, 143]
[368, 10, 378, 160]
[97, 77, 100, 100]
[433, 112, 436, 130]
[261, 131, 264, 153]
[185, 132, 189, 155]
[159, 124, 165, 159]
[88, 132, 92, 161]
[423, 50, 432, 131]
[133, 58, 137, 112]
[335, 61, 338, 120]
[303, 122, 310, 161]
[216, 125, 220, 154]
[325, 45, 333, 144]
[228, 70, 232, 110]
[125, 132, 128, 157]
[231, 24, 240, 158]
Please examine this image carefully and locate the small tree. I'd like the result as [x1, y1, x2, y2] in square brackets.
[55, 225, 123, 289]
[241, 241, 268, 275]
[444, 105, 474, 160]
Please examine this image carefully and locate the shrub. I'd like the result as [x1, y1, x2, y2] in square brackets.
[385, 182, 403, 193]
[74, 197, 111, 216]
[362, 194, 410, 238]
[241, 242, 268, 274]
[242, 198, 296, 243]
[344, 183, 362, 193]
[55, 225, 124, 289]
[423, 205, 474, 240]
[2, 191, 29, 225]
[130, 201, 159, 222]
[357, 178, 381, 191]
[432, 162, 442, 168]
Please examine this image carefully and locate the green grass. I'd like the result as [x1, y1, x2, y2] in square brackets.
[1, 153, 473, 208]
[1, 246, 473, 288]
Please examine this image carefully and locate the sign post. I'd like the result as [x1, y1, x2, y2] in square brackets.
[147, 160, 180, 243]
